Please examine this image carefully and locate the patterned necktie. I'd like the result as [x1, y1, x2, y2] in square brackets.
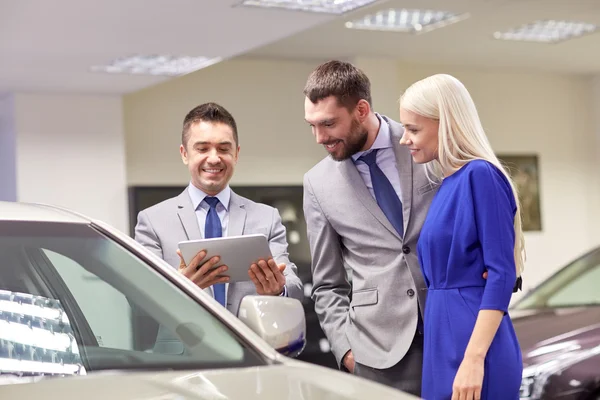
[204, 196, 226, 307]
[358, 149, 404, 237]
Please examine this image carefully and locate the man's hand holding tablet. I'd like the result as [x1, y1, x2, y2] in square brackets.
[249, 259, 287, 296]
[176, 248, 229, 289]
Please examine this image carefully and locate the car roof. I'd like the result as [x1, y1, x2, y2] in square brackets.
[0, 201, 92, 224]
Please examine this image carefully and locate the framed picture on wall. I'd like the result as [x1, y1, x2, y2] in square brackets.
[497, 154, 542, 231]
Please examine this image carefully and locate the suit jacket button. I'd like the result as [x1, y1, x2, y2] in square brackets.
[407, 289, 415, 297]
[402, 246, 411, 254]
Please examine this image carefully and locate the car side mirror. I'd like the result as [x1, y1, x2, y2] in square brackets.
[237, 295, 306, 358]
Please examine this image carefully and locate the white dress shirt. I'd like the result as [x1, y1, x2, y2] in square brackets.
[351, 113, 403, 202]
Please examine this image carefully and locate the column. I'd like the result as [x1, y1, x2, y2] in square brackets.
[0, 93, 17, 202]
[590, 76, 600, 245]
[12, 93, 129, 234]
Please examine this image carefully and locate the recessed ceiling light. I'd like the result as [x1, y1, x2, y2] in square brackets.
[493, 20, 597, 43]
[345, 8, 469, 33]
[237, 0, 380, 14]
[90, 55, 222, 76]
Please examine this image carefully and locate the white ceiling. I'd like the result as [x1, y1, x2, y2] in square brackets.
[249, 0, 600, 75]
[2, 0, 600, 96]
[0, 0, 339, 94]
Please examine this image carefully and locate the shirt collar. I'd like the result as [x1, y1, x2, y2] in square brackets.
[188, 183, 231, 211]
[351, 113, 393, 162]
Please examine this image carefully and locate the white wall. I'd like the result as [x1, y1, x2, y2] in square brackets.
[15, 93, 129, 234]
[124, 57, 600, 291]
[0, 93, 17, 202]
[125, 58, 324, 186]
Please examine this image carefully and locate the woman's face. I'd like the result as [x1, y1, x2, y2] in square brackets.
[399, 108, 439, 164]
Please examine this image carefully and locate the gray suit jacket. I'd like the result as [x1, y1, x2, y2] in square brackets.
[134, 188, 304, 316]
[303, 115, 438, 370]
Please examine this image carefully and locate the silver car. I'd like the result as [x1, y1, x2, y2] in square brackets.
[0, 201, 417, 399]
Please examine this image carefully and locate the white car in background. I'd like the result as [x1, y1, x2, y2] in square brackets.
[0, 201, 417, 399]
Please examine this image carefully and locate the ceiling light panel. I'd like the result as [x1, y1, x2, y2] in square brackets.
[238, 0, 380, 14]
[345, 8, 469, 33]
[90, 55, 222, 76]
[493, 20, 597, 43]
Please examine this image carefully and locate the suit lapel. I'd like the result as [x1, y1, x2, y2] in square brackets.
[387, 117, 414, 234]
[176, 190, 202, 240]
[176, 189, 213, 299]
[227, 191, 247, 237]
[337, 159, 400, 239]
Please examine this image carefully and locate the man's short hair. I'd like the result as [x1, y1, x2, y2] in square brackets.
[303, 60, 372, 110]
[182, 102, 238, 147]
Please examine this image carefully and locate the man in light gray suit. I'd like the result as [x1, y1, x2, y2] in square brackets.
[135, 102, 303, 318]
[302, 61, 437, 396]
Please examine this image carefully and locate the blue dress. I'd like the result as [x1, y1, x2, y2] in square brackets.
[417, 160, 522, 399]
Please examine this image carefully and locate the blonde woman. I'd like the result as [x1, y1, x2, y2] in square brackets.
[399, 74, 524, 400]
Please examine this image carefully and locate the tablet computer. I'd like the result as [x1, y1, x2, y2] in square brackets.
[177, 234, 273, 283]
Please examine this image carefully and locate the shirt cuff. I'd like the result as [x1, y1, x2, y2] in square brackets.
[279, 285, 288, 297]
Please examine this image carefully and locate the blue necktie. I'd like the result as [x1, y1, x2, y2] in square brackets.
[204, 197, 226, 307]
[359, 149, 404, 238]
[359, 150, 424, 334]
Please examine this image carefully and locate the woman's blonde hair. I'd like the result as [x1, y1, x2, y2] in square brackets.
[399, 74, 525, 276]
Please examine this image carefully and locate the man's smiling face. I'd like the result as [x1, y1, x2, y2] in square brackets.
[180, 120, 240, 195]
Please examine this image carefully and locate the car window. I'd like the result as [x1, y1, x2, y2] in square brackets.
[44, 250, 135, 350]
[514, 247, 600, 309]
[0, 221, 265, 377]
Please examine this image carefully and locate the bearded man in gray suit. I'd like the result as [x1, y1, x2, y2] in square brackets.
[302, 61, 438, 396]
[135, 102, 303, 317]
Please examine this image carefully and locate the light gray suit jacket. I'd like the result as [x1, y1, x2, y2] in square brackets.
[303, 115, 438, 370]
[134, 188, 304, 316]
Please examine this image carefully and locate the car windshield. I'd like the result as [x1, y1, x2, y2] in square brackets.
[513, 246, 600, 310]
[0, 221, 265, 377]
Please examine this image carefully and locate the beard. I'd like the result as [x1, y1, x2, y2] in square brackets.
[329, 118, 369, 161]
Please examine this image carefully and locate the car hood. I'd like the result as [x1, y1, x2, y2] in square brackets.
[510, 306, 600, 368]
[0, 363, 418, 400]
